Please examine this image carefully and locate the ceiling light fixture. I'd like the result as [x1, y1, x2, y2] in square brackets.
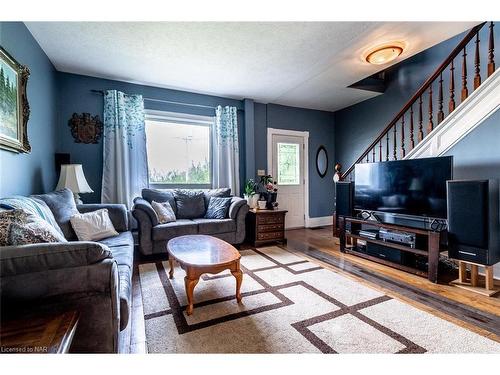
[366, 45, 403, 65]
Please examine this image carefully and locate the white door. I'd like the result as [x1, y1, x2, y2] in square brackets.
[269, 132, 306, 228]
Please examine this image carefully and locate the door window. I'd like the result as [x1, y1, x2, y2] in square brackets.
[277, 142, 300, 185]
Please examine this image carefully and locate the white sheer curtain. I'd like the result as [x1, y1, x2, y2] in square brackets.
[101, 90, 148, 208]
[212, 105, 240, 196]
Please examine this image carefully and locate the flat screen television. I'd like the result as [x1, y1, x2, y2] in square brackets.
[354, 156, 453, 219]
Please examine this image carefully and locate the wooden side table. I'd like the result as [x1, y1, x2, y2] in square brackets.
[0, 310, 79, 354]
[245, 208, 287, 247]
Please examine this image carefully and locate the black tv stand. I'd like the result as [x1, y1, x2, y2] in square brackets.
[338, 216, 446, 283]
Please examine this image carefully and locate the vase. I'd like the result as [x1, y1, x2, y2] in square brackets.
[244, 194, 260, 209]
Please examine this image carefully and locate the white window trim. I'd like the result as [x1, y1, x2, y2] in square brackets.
[145, 110, 215, 189]
[267, 127, 310, 228]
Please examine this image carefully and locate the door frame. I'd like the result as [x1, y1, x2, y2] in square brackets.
[267, 127, 310, 228]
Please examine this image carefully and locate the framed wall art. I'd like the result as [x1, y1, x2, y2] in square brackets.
[0, 46, 30, 153]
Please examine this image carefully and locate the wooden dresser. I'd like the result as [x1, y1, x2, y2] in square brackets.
[245, 209, 287, 247]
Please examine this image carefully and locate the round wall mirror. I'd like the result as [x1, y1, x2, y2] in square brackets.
[316, 145, 328, 178]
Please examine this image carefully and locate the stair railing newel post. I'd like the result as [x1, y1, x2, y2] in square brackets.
[437, 72, 444, 124]
[392, 125, 397, 160]
[487, 22, 495, 77]
[385, 132, 389, 161]
[379, 140, 382, 162]
[474, 32, 481, 90]
[409, 105, 414, 150]
[418, 96, 424, 142]
[461, 46, 468, 101]
[428, 84, 434, 134]
[401, 115, 405, 158]
[449, 59, 456, 113]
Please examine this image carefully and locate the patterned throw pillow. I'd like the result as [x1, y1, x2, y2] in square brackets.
[70, 209, 119, 241]
[0, 209, 29, 246]
[174, 190, 206, 219]
[205, 197, 232, 219]
[151, 201, 176, 224]
[8, 218, 67, 245]
[0, 196, 65, 237]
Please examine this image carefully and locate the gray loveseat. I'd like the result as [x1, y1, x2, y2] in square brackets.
[0, 189, 133, 353]
[132, 188, 249, 255]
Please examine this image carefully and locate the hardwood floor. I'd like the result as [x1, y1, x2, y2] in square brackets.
[127, 226, 500, 353]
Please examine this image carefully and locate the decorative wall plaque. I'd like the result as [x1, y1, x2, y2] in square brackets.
[68, 113, 103, 144]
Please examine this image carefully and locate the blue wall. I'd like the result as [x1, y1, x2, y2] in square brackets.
[56, 72, 244, 203]
[254, 103, 336, 218]
[0, 22, 58, 197]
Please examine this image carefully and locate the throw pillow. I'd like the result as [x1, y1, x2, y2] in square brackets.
[8, 216, 67, 245]
[205, 197, 232, 219]
[141, 189, 177, 214]
[0, 209, 29, 246]
[202, 188, 231, 209]
[70, 209, 119, 241]
[174, 190, 206, 219]
[151, 200, 176, 224]
[0, 196, 65, 237]
[32, 188, 79, 240]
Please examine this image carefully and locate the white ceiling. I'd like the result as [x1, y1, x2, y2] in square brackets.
[26, 22, 478, 112]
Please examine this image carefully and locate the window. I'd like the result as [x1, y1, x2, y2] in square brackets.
[277, 142, 300, 185]
[145, 111, 213, 187]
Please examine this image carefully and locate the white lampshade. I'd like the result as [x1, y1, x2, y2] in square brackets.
[56, 164, 93, 193]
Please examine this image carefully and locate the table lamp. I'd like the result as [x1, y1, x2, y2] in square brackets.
[56, 164, 93, 204]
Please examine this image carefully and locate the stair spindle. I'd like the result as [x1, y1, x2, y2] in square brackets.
[418, 96, 424, 142]
[474, 32, 481, 89]
[461, 47, 468, 101]
[488, 22, 495, 77]
[372, 147, 375, 162]
[428, 84, 434, 134]
[437, 73, 444, 124]
[379, 140, 382, 162]
[386, 132, 389, 161]
[401, 115, 405, 158]
[449, 59, 456, 113]
[393, 125, 397, 160]
[366, 153, 369, 163]
[409, 105, 414, 150]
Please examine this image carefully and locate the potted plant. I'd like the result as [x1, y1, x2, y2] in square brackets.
[243, 179, 259, 209]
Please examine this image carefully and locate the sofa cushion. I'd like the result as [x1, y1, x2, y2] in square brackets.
[202, 188, 231, 209]
[32, 188, 79, 240]
[152, 219, 198, 241]
[193, 218, 236, 235]
[142, 189, 177, 214]
[0, 196, 64, 237]
[151, 200, 176, 224]
[205, 197, 232, 219]
[8, 217, 67, 245]
[0, 209, 30, 246]
[70, 209, 119, 242]
[174, 190, 206, 219]
[98, 231, 134, 269]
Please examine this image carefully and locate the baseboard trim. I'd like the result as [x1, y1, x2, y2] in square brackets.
[307, 216, 333, 228]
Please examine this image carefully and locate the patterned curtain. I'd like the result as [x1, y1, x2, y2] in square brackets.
[212, 106, 240, 196]
[102, 90, 148, 208]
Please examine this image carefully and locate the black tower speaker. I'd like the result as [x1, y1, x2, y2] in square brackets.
[335, 181, 354, 219]
[447, 179, 499, 265]
[55, 153, 70, 174]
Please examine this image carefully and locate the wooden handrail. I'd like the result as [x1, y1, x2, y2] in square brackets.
[340, 22, 487, 180]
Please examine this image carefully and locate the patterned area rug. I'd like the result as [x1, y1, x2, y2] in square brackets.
[138, 246, 500, 353]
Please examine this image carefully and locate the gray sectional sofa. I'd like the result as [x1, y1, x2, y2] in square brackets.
[0, 189, 133, 353]
[132, 188, 249, 255]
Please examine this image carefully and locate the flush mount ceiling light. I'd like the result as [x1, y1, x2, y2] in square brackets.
[366, 45, 404, 65]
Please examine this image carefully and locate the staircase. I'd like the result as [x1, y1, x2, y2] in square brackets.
[338, 22, 497, 181]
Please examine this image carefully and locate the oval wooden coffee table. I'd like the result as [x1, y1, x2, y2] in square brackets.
[167, 235, 243, 315]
